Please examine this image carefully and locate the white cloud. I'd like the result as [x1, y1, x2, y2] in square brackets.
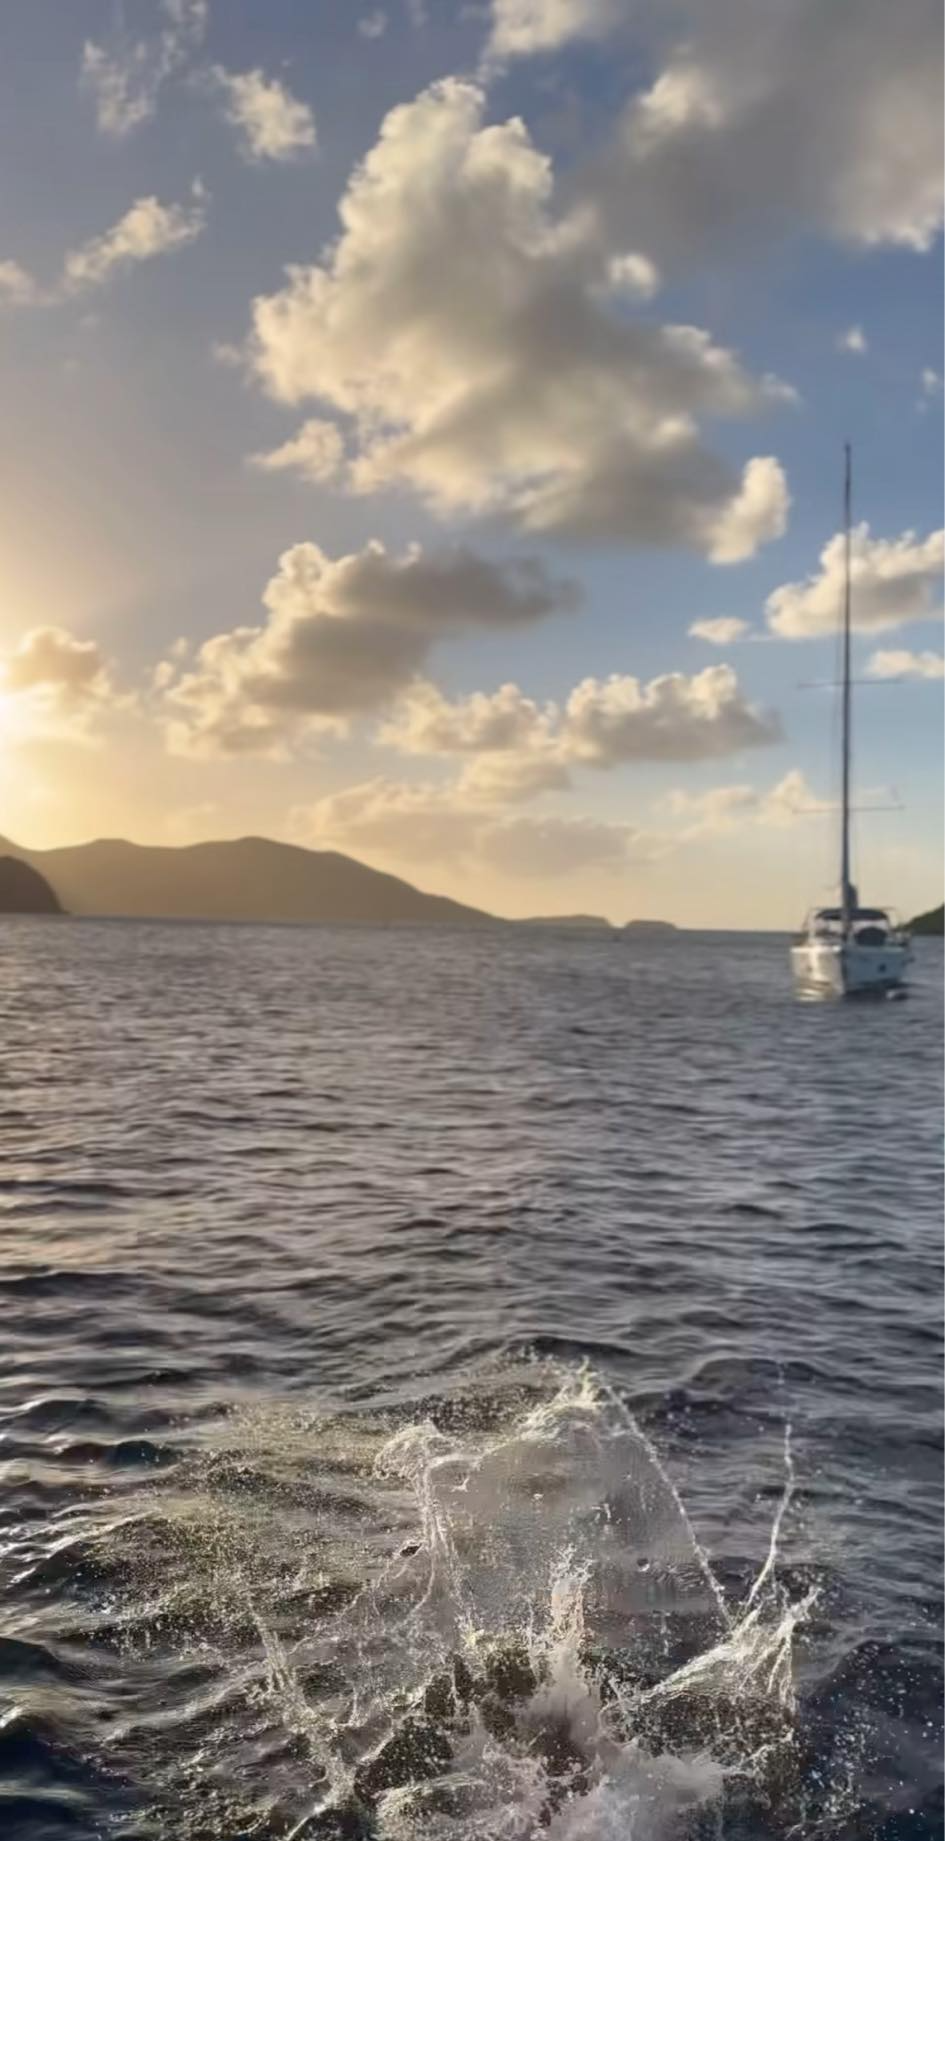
[358, 11, 388, 38]
[866, 648, 944, 679]
[0, 259, 41, 307]
[381, 679, 557, 758]
[379, 662, 780, 801]
[0, 626, 115, 734]
[380, 681, 566, 801]
[766, 524, 945, 638]
[688, 615, 750, 644]
[2, 193, 206, 309]
[921, 367, 944, 398]
[487, 1, 621, 61]
[457, 751, 571, 803]
[62, 188, 207, 294]
[837, 326, 868, 354]
[665, 782, 761, 834]
[2, 626, 108, 698]
[705, 455, 790, 564]
[764, 768, 821, 819]
[664, 769, 823, 839]
[208, 67, 316, 162]
[559, 664, 780, 766]
[607, 252, 661, 300]
[249, 419, 346, 483]
[291, 777, 637, 876]
[593, 0, 943, 263]
[247, 79, 790, 554]
[80, 0, 208, 139]
[157, 538, 578, 754]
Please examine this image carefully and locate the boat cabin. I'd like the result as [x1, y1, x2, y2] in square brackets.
[799, 905, 906, 948]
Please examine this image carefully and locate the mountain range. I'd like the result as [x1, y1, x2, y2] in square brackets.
[0, 833, 495, 926]
[3, 833, 937, 934]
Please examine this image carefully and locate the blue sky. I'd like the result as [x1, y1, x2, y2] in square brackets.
[0, 0, 941, 923]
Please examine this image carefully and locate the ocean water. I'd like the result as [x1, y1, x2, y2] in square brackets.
[0, 917, 941, 1841]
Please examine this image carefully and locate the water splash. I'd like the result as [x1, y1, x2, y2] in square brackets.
[297, 1366, 814, 1839]
[79, 1361, 818, 1838]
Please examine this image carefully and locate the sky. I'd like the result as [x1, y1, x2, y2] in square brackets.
[0, 0, 942, 926]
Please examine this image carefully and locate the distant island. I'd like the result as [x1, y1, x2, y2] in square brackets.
[623, 919, 677, 935]
[909, 904, 944, 936]
[0, 855, 63, 916]
[520, 914, 613, 931]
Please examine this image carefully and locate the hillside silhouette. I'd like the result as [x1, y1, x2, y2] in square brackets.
[909, 904, 944, 935]
[0, 854, 63, 915]
[0, 834, 495, 927]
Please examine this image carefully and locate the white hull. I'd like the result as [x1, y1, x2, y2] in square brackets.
[791, 936, 909, 997]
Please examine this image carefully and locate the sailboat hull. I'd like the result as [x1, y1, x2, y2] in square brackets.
[790, 936, 909, 997]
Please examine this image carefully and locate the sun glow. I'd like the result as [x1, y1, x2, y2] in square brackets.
[0, 677, 40, 745]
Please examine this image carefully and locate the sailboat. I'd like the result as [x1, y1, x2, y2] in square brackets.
[790, 446, 911, 998]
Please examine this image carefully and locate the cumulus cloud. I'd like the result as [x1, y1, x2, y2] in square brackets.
[0, 626, 115, 733]
[2, 627, 108, 698]
[157, 538, 578, 754]
[866, 648, 944, 679]
[560, 664, 780, 766]
[591, 0, 943, 264]
[249, 419, 346, 483]
[921, 367, 944, 399]
[837, 326, 868, 354]
[379, 663, 780, 801]
[207, 67, 316, 161]
[486, 0, 621, 61]
[80, 0, 208, 138]
[381, 679, 557, 758]
[381, 681, 568, 802]
[766, 525, 945, 638]
[247, 79, 790, 554]
[705, 456, 790, 565]
[358, 11, 388, 37]
[62, 188, 207, 294]
[688, 615, 750, 644]
[291, 777, 637, 876]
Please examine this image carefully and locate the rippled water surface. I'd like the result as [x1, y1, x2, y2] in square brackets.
[1, 918, 941, 1840]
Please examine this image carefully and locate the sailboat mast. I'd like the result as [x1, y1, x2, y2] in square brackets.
[840, 442, 853, 927]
